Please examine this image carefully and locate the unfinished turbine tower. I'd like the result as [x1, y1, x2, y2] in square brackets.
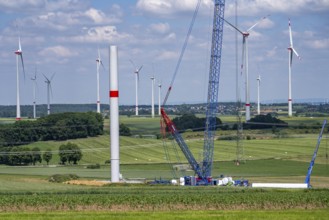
[109, 45, 120, 183]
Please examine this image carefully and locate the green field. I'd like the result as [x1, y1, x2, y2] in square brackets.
[0, 115, 329, 218]
[1, 210, 329, 220]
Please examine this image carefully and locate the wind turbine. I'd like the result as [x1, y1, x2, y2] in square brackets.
[31, 68, 37, 119]
[150, 76, 155, 118]
[96, 48, 105, 113]
[257, 75, 261, 115]
[223, 15, 269, 121]
[130, 60, 143, 116]
[43, 73, 55, 115]
[287, 19, 301, 117]
[158, 81, 162, 116]
[14, 27, 26, 120]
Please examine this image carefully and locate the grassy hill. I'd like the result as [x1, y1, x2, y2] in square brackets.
[0, 115, 328, 186]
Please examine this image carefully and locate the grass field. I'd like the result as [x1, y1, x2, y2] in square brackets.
[1, 209, 329, 220]
[0, 115, 329, 218]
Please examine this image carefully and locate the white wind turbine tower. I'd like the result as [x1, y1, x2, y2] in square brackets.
[14, 27, 26, 120]
[158, 81, 162, 116]
[43, 73, 55, 115]
[223, 15, 269, 121]
[130, 60, 143, 116]
[150, 76, 155, 118]
[257, 75, 261, 115]
[96, 48, 105, 113]
[31, 68, 37, 119]
[287, 19, 301, 117]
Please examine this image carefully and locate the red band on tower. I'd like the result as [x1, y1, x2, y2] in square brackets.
[110, 90, 119, 98]
[245, 104, 250, 107]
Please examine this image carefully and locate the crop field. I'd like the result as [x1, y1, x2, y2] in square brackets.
[0, 115, 328, 218]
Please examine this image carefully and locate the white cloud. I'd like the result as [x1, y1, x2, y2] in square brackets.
[39, 45, 78, 57]
[306, 38, 329, 49]
[136, 0, 213, 16]
[163, 32, 176, 41]
[156, 50, 178, 60]
[149, 22, 170, 34]
[58, 26, 132, 43]
[0, 0, 44, 12]
[266, 46, 278, 58]
[85, 8, 105, 23]
[44, 0, 88, 12]
[225, 0, 329, 17]
[84, 7, 122, 24]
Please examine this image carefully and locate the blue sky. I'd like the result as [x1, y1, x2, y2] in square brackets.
[0, 0, 329, 107]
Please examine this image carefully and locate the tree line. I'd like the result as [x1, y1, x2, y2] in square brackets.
[0, 142, 82, 166]
[170, 113, 288, 132]
[0, 112, 103, 147]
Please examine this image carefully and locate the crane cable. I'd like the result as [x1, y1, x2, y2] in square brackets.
[162, 0, 202, 106]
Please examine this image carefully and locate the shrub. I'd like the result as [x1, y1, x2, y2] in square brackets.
[48, 174, 79, 183]
[86, 164, 101, 169]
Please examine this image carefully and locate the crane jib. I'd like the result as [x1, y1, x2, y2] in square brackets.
[160, 0, 226, 184]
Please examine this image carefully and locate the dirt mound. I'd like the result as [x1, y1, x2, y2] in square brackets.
[65, 180, 110, 186]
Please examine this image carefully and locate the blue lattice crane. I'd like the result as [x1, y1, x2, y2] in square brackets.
[161, 0, 225, 184]
[305, 119, 327, 188]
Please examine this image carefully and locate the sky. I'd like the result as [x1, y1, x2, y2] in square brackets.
[0, 0, 329, 107]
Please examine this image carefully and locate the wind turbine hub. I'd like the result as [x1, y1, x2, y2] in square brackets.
[15, 50, 22, 55]
[243, 32, 249, 37]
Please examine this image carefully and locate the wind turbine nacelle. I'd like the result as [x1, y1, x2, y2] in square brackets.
[242, 32, 249, 37]
[15, 50, 22, 55]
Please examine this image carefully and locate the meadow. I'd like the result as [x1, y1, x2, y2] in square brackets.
[0, 115, 328, 218]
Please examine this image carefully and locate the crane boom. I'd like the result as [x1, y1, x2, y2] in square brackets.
[161, 108, 202, 177]
[305, 119, 327, 187]
[161, 0, 225, 184]
[202, 0, 225, 178]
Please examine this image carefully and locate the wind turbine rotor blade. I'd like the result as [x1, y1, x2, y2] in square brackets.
[220, 17, 244, 35]
[290, 49, 293, 66]
[43, 73, 50, 82]
[34, 66, 37, 79]
[49, 83, 53, 98]
[292, 48, 301, 60]
[100, 60, 105, 70]
[18, 36, 22, 51]
[289, 19, 293, 47]
[129, 59, 136, 69]
[137, 65, 143, 73]
[240, 38, 246, 75]
[247, 14, 270, 32]
[50, 73, 56, 81]
[20, 54, 26, 80]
